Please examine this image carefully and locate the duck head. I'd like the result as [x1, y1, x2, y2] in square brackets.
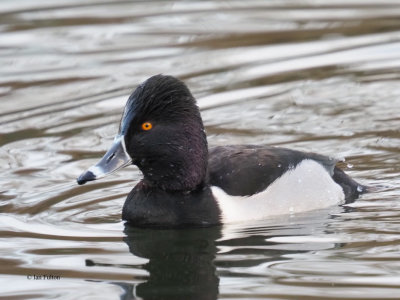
[77, 75, 208, 191]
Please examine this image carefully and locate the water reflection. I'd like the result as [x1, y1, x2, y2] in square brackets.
[122, 225, 221, 300]
[101, 210, 344, 300]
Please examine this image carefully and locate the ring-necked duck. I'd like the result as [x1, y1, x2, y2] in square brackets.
[77, 75, 367, 227]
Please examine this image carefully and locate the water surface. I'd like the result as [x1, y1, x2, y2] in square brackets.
[1, 0, 400, 299]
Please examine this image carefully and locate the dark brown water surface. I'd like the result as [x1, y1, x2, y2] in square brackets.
[1, 1, 400, 299]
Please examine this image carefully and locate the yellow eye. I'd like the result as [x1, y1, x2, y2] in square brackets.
[141, 122, 153, 131]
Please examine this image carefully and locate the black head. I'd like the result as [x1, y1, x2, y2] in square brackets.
[120, 75, 208, 191]
[77, 75, 208, 189]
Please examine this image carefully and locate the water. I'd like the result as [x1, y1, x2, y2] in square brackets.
[1, 0, 400, 299]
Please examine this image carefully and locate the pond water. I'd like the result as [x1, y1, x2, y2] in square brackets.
[1, 0, 400, 299]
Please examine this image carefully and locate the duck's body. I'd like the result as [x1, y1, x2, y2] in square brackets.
[121, 145, 363, 227]
[77, 75, 367, 228]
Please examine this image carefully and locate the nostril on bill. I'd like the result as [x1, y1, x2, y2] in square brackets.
[106, 153, 115, 163]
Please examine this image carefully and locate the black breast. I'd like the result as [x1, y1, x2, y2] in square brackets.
[122, 181, 221, 228]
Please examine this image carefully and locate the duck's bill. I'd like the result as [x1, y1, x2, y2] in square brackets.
[77, 135, 132, 185]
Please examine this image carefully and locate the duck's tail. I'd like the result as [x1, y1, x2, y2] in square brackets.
[333, 166, 368, 204]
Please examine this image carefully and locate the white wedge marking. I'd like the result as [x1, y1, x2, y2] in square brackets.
[212, 159, 345, 223]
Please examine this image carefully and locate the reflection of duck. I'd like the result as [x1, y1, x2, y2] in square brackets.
[83, 211, 343, 299]
[123, 224, 221, 300]
[77, 75, 367, 227]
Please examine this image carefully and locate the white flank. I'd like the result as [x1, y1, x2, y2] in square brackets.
[212, 159, 345, 223]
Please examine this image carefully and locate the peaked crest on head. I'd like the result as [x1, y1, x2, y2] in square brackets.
[119, 74, 198, 135]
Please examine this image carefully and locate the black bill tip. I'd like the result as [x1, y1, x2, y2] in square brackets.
[77, 171, 96, 185]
